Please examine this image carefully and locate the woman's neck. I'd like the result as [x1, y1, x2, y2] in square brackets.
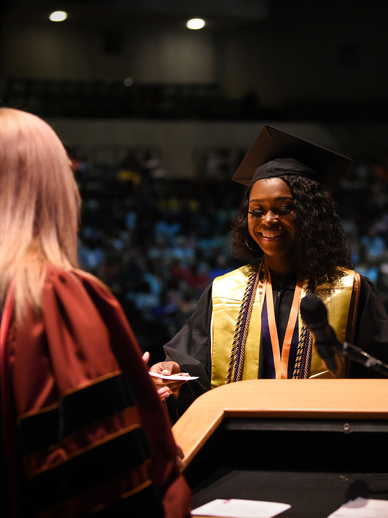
[263, 256, 295, 286]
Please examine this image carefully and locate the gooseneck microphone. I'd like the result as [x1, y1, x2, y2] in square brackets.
[300, 293, 388, 378]
[300, 293, 343, 376]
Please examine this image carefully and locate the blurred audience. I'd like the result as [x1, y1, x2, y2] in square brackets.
[76, 147, 388, 364]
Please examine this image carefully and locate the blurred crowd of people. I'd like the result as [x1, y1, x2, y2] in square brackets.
[74, 147, 388, 364]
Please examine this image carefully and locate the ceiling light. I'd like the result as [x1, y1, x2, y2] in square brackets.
[49, 11, 68, 22]
[186, 18, 205, 30]
[124, 77, 134, 87]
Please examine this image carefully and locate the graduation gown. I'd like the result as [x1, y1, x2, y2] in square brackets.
[164, 269, 388, 420]
[0, 265, 191, 518]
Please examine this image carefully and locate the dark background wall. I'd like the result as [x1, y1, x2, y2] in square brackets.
[2, 0, 388, 359]
[1, 0, 388, 118]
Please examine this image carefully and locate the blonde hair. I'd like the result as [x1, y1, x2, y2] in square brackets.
[0, 108, 81, 320]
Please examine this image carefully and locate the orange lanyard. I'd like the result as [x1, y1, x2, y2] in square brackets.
[261, 267, 303, 379]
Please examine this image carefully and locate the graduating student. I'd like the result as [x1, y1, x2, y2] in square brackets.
[149, 125, 388, 420]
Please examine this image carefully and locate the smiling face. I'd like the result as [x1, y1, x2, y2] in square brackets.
[248, 177, 297, 272]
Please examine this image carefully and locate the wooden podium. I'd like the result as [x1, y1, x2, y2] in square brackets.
[173, 379, 388, 518]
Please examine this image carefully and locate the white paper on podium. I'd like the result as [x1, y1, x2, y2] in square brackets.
[327, 497, 388, 517]
[192, 498, 291, 518]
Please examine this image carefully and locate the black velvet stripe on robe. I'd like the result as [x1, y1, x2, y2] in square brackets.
[18, 374, 164, 518]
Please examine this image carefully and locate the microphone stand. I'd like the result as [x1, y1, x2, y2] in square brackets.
[341, 342, 388, 378]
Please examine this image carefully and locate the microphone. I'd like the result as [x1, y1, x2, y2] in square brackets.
[300, 293, 343, 377]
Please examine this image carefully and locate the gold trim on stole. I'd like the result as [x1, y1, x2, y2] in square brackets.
[211, 266, 356, 387]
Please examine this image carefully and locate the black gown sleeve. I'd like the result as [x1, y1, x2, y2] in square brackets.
[163, 284, 213, 420]
[350, 275, 388, 378]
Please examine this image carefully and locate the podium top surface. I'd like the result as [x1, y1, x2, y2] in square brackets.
[172, 379, 388, 465]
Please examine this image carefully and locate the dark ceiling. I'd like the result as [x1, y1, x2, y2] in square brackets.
[1, 0, 269, 27]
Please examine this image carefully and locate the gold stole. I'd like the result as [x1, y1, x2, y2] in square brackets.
[211, 265, 357, 388]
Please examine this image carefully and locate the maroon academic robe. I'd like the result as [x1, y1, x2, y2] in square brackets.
[0, 264, 191, 518]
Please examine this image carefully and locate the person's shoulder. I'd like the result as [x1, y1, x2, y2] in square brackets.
[327, 267, 357, 286]
[43, 264, 124, 319]
[72, 268, 111, 291]
[44, 264, 112, 297]
[332, 268, 379, 300]
[213, 262, 259, 282]
[212, 262, 259, 298]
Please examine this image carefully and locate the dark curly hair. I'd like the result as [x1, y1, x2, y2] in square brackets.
[231, 175, 353, 284]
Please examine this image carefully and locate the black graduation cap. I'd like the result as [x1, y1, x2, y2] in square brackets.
[232, 125, 353, 189]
